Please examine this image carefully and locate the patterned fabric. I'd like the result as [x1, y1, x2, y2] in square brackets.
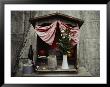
[35, 21, 80, 46]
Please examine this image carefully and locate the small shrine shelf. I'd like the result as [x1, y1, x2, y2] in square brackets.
[35, 65, 78, 73]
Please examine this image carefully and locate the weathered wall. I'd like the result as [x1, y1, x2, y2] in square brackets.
[11, 11, 100, 76]
[11, 11, 32, 75]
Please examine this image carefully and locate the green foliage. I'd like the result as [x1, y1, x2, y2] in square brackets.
[58, 29, 71, 55]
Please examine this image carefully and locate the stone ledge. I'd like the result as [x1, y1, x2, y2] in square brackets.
[15, 67, 92, 77]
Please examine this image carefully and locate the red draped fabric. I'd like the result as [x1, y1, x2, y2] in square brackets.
[35, 21, 80, 47]
[58, 21, 80, 46]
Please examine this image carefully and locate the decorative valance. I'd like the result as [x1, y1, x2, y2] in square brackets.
[35, 21, 80, 46]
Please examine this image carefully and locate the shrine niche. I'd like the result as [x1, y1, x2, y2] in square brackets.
[28, 13, 84, 72]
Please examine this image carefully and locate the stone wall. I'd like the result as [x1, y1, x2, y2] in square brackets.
[11, 11, 100, 76]
[11, 11, 32, 75]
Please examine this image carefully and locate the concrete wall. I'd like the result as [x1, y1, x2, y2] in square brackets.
[11, 11, 100, 76]
[11, 11, 32, 74]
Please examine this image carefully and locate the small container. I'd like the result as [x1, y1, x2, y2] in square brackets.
[23, 64, 33, 74]
[48, 55, 57, 70]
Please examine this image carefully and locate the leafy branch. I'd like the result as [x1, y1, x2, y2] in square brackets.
[58, 29, 71, 55]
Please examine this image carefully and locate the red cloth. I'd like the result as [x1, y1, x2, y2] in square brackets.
[38, 49, 47, 56]
[35, 21, 57, 45]
[50, 39, 57, 49]
[70, 25, 80, 46]
[35, 21, 80, 46]
[58, 21, 80, 46]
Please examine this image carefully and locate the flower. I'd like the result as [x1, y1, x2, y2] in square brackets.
[61, 29, 65, 33]
[58, 29, 71, 54]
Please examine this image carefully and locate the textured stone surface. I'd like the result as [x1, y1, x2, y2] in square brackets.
[11, 11, 100, 76]
[16, 67, 91, 77]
